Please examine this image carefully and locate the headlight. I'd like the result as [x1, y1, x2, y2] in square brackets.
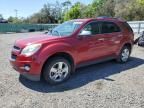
[21, 44, 42, 56]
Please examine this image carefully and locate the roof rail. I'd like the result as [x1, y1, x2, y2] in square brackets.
[97, 16, 111, 19]
[96, 16, 125, 21]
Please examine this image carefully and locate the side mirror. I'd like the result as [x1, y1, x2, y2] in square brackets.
[79, 30, 91, 36]
[45, 30, 52, 34]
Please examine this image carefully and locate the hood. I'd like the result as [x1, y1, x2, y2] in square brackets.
[14, 34, 59, 48]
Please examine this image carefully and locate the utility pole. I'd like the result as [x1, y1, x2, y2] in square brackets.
[14, 9, 18, 18]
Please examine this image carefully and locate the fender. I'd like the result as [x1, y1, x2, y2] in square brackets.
[35, 42, 76, 71]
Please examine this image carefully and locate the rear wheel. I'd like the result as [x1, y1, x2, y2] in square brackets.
[43, 57, 71, 85]
[116, 46, 131, 63]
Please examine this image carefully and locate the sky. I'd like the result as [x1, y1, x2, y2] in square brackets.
[0, 0, 93, 19]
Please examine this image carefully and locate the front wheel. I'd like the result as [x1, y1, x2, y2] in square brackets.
[43, 57, 72, 85]
[116, 46, 131, 63]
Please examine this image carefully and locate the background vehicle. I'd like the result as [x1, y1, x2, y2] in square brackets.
[0, 19, 8, 23]
[138, 31, 144, 47]
[134, 31, 144, 47]
[10, 17, 134, 85]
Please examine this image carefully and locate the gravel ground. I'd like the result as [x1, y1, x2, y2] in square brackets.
[0, 32, 144, 108]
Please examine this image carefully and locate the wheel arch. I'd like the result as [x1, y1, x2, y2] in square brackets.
[123, 43, 132, 53]
[41, 52, 75, 79]
[117, 42, 133, 56]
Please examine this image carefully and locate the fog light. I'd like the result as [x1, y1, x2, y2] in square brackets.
[24, 65, 30, 71]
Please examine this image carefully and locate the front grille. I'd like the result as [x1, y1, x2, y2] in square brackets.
[13, 46, 21, 51]
[11, 54, 17, 60]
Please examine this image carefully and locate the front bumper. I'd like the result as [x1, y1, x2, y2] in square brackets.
[19, 72, 40, 81]
[9, 56, 41, 81]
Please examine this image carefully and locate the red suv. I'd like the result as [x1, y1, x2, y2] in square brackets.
[10, 18, 134, 84]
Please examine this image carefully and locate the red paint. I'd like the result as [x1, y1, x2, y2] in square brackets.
[10, 18, 134, 78]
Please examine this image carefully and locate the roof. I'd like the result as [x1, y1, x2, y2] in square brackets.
[72, 17, 125, 23]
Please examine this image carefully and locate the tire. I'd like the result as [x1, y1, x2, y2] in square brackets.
[43, 57, 72, 85]
[116, 46, 131, 63]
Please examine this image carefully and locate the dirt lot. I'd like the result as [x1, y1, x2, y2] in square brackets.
[0, 32, 144, 108]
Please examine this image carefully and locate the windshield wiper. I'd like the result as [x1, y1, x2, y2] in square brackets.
[53, 30, 61, 37]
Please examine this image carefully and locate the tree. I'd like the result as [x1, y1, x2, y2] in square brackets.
[62, 0, 71, 12]
[64, 2, 82, 21]
[26, 1, 63, 24]
[80, 4, 95, 18]
[54, 1, 63, 21]
[6, 0, 144, 24]
[137, 0, 144, 5]
[7, 16, 23, 23]
[91, 0, 106, 16]
[114, 0, 144, 20]
[101, 0, 116, 17]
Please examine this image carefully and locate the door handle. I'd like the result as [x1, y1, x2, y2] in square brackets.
[98, 38, 105, 41]
[118, 35, 123, 37]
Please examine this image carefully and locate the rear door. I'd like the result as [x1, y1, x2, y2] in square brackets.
[100, 21, 122, 55]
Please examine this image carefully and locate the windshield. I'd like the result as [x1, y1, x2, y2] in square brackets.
[48, 21, 83, 36]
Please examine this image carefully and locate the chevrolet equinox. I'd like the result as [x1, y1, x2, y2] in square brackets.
[10, 17, 134, 84]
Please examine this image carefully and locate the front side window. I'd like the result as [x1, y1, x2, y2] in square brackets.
[80, 22, 100, 35]
[48, 21, 83, 36]
[101, 22, 121, 33]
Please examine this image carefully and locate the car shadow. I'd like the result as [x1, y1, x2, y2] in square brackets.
[19, 57, 144, 93]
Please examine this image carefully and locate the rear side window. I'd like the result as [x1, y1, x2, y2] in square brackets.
[101, 22, 121, 33]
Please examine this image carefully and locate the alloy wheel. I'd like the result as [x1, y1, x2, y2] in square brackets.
[121, 48, 130, 62]
[49, 62, 69, 82]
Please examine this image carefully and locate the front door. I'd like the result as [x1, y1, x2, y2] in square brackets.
[76, 21, 107, 64]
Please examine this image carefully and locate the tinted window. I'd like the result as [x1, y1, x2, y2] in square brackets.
[82, 22, 100, 35]
[101, 22, 121, 33]
[123, 22, 133, 32]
